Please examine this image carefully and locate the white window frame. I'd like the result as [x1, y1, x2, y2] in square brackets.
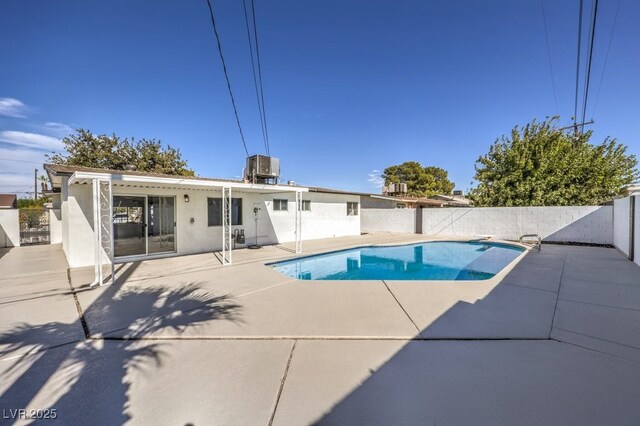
[273, 199, 288, 211]
[347, 201, 359, 216]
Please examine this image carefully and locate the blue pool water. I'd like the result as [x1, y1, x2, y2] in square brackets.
[271, 241, 525, 281]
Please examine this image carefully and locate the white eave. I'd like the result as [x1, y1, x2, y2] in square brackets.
[68, 171, 309, 193]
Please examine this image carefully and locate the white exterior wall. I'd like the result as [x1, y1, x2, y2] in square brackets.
[422, 206, 613, 244]
[62, 182, 360, 267]
[61, 177, 70, 259]
[65, 183, 99, 267]
[361, 208, 416, 234]
[268, 192, 361, 242]
[613, 197, 631, 257]
[49, 209, 62, 244]
[635, 197, 640, 267]
[0, 209, 20, 248]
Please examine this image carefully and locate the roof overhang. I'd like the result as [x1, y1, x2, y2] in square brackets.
[68, 171, 309, 194]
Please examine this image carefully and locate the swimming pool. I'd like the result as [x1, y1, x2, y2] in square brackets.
[270, 241, 525, 281]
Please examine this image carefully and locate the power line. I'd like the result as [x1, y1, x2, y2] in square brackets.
[242, 0, 269, 155]
[540, 0, 559, 116]
[573, 0, 584, 131]
[0, 157, 42, 164]
[204, 0, 250, 157]
[251, 0, 271, 156]
[591, 0, 620, 118]
[581, 0, 599, 125]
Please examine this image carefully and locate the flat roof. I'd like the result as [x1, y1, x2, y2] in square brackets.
[43, 164, 468, 201]
[44, 164, 369, 196]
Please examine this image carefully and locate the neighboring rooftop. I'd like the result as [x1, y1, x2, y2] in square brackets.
[0, 194, 17, 209]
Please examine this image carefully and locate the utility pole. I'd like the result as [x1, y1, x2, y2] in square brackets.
[559, 120, 594, 135]
[34, 168, 38, 200]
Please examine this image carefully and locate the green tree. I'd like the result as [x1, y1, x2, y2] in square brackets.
[382, 161, 455, 197]
[17, 198, 46, 208]
[47, 129, 194, 176]
[470, 118, 639, 206]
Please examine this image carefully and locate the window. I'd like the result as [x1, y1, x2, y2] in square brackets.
[347, 202, 359, 216]
[301, 200, 311, 211]
[273, 199, 288, 211]
[396, 203, 407, 209]
[208, 198, 242, 226]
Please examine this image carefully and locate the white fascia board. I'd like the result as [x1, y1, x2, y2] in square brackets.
[370, 194, 403, 201]
[69, 171, 308, 192]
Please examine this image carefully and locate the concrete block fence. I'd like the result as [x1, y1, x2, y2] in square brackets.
[362, 198, 640, 264]
[361, 208, 416, 234]
[422, 206, 613, 245]
[614, 195, 639, 265]
[362, 205, 616, 245]
[633, 195, 640, 266]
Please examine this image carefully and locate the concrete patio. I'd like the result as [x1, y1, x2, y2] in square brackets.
[1, 234, 639, 425]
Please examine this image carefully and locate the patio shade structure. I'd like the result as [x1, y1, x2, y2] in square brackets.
[67, 170, 308, 286]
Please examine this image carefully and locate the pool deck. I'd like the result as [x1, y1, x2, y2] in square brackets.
[1, 233, 639, 425]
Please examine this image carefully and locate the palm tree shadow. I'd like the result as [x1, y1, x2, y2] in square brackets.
[0, 261, 242, 424]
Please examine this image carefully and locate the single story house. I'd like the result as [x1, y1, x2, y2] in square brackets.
[44, 164, 361, 284]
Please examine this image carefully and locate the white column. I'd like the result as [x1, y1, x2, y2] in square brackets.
[90, 178, 103, 287]
[295, 190, 302, 253]
[101, 179, 114, 286]
[222, 186, 232, 265]
[91, 178, 114, 287]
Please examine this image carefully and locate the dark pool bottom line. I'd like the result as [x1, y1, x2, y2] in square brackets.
[270, 241, 525, 281]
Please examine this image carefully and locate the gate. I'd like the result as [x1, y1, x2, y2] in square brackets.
[19, 208, 50, 246]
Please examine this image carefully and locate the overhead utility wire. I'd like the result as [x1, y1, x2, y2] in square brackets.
[242, 0, 269, 155]
[591, 0, 620, 118]
[251, 0, 271, 156]
[205, 0, 249, 157]
[0, 157, 42, 164]
[540, 0, 559, 116]
[573, 0, 584, 130]
[581, 0, 599, 125]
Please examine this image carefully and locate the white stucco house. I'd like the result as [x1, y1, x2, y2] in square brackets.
[44, 164, 361, 284]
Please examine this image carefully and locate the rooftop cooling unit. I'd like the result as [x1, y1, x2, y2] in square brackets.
[387, 183, 396, 194]
[386, 182, 407, 195]
[245, 155, 280, 184]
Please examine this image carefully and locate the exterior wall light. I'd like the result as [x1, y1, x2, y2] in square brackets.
[184, 194, 190, 203]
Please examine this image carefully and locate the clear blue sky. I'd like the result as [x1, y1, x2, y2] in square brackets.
[1, 0, 638, 197]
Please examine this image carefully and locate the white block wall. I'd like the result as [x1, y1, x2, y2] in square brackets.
[635, 197, 640, 267]
[0, 209, 20, 248]
[361, 208, 416, 234]
[49, 209, 62, 244]
[422, 206, 613, 244]
[613, 197, 631, 257]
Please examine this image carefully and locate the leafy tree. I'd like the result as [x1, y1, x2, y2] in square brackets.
[382, 161, 455, 197]
[17, 198, 46, 208]
[47, 129, 194, 176]
[470, 118, 639, 206]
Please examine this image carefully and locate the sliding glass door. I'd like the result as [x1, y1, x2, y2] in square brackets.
[148, 196, 176, 254]
[113, 196, 147, 257]
[113, 195, 176, 258]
